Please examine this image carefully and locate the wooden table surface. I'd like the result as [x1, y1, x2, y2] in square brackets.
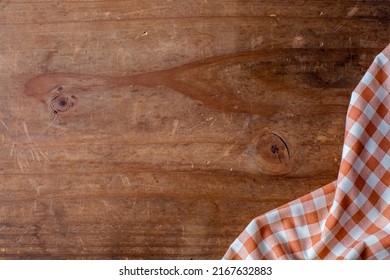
[0, 0, 389, 259]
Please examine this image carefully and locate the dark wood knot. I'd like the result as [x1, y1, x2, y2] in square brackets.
[50, 94, 77, 114]
[271, 145, 279, 154]
[251, 132, 291, 175]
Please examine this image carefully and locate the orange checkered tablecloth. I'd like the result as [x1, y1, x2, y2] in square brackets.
[223, 45, 390, 260]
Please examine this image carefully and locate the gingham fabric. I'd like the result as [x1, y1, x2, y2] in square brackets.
[223, 45, 390, 260]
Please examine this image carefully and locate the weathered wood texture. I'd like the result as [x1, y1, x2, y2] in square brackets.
[0, 0, 389, 259]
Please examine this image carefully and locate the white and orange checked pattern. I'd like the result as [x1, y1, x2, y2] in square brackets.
[224, 44, 390, 260]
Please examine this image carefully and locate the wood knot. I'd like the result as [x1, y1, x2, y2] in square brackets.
[50, 93, 77, 114]
[250, 132, 291, 175]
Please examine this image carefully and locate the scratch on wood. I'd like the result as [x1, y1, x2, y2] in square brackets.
[79, 237, 86, 250]
[223, 142, 237, 156]
[186, 118, 212, 132]
[183, 237, 193, 246]
[347, 3, 360, 18]
[17, 156, 25, 173]
[130, 199, 137, 213]
[35, 149, 42, 163]
[171, 119, 179, 136]
[38, 149, 50, 162]
[209, 118, 217, 129]
[0, 119, 8, 130]
[16, 235, 23, 244]
[39, 225, 46, 235]
[22, 121, 32, 142]
[10, 142, 15, 156]
[29, 200, 37, 217]
[120, 175, 131, 187]
[39, 115, 57, 136]
[336, 0, 361, 30]
[30, 149, 36, 160]
[78, 199, 85, 214]
[29, 179, 41, 195]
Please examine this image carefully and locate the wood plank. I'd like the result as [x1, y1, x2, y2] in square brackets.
[0, 0, 389, 259]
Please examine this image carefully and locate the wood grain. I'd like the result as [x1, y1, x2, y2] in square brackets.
[0, 0, 389, 259]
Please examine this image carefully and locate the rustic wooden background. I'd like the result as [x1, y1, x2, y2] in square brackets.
[0, 0, 389, 259]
